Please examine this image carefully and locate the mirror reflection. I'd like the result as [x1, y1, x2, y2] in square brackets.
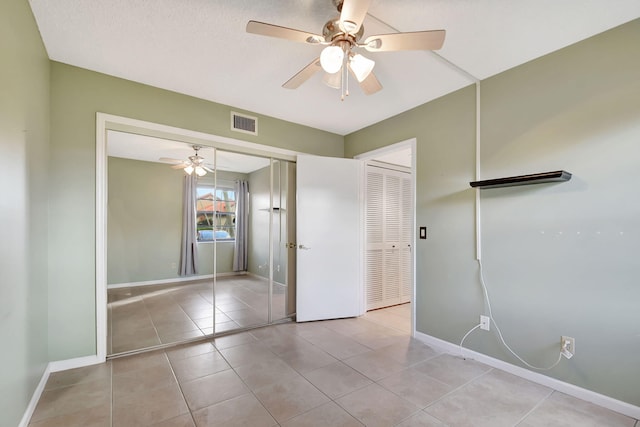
[214, 153, 295, 330]
[106, 132, 295, 356]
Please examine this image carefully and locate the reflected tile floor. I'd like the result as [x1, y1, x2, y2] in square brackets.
[31, 304, 638, 427]
[107, 275, 286, 354]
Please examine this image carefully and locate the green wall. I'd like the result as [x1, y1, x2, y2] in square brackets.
[49, 62, 343, 360]
[108, 157, 184, 284]
[107, 157, 249, 284]
[0, 0, 50, 425]
[345, 19, 640, 406]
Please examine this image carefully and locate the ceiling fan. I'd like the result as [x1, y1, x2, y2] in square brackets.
[159, 145, 214, 176]
[246, 0, 445, 99]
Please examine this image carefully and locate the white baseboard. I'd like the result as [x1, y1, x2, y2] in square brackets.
[107, 272, 250, 289]
[414, 331, 640, 420]
[217, 271, 247, 278]
[245, 272, 286, 287]
[18, 364, 51, 427]
[19, 354, 105, 426]
[49, 354, 104, 373]
[107, 274, 215, 289]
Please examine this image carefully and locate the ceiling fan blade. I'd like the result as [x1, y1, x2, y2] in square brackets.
[246, 21, 325, 44]
[171, 164, 187, 170]
[357, 71, 382, 95]
[158, 157, 183, 164]
[202, 165, 215, 173]
[339, 0, 371, 33]
[363, 30, 446, 52]
[283, 58, 322, 89]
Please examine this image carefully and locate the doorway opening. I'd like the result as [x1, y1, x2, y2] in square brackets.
[355, 139, 416, 336]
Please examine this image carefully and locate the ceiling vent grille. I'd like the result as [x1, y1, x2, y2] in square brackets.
[231, 112, 258, 135]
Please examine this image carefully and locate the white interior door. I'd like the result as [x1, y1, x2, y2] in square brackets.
[296, 154, 363, 322]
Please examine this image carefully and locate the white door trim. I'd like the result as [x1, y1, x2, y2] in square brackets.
[354, 138, 417, 336]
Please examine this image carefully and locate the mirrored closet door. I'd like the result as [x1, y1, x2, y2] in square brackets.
[212, 152, 296, 333]
[105, 132, 295, 356]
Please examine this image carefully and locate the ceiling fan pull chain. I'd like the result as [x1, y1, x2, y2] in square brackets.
[345, 64, 350, 98]
[340, 58, 345, 101]
[341, 48, 349, 101]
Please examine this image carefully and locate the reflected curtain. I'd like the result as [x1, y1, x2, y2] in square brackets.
[233, 180, 249, 271]
[179, 174, 198, 275]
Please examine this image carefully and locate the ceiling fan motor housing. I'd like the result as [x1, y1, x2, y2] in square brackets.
[323, 17, 364, 45]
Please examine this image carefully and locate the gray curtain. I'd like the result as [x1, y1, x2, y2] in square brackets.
[179, 174, 198, 276]
[233, 180, 249, 272]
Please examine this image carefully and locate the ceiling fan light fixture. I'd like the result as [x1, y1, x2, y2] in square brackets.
[320, 45, 344, 74]
[322, 71, 342, 89]
[195, 166, 207, 176]
[350, 53, 375, 82]
[184, 165, 194, 175]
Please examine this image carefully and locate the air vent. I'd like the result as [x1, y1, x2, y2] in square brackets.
[231, 112, 258, 135]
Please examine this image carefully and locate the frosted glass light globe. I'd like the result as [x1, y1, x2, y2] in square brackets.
[320, 45, 344, 74]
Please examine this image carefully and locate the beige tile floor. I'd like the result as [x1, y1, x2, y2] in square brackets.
[108, 276, 287, 354]
[31, 304, 638, 427]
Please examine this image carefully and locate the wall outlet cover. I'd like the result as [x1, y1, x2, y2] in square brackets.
[561, 336, 575, 359]
[480, 315, 490, 331]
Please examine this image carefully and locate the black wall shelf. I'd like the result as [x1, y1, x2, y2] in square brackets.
[470, 170, 572, 189]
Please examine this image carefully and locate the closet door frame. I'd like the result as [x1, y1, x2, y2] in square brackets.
[355, 138, 416, 336]
[96, 113, 298, 362]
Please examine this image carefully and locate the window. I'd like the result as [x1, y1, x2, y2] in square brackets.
[196, 185, 236, 241]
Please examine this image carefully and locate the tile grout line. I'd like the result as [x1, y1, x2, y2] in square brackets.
[141, 292, 163, 349]
[178, 285, 214, 337]
[214, 338, 284, 426]
[421, 367, 495, 413]
[163, 350, 199, 426]
[512, 388, 555, 426]
[110, 361, 114, 427]
[358, 353, 466, 426]
[260, 313, 425, 426]
[221, 328, 364, 426]
[114, 277, 341, 355]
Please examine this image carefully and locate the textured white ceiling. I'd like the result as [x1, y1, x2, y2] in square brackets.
[29, 0, 640, 135]
[107, 131, 271, 173]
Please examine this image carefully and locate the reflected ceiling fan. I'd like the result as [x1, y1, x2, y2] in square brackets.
[159, 145, 214, 176]
[246, 0, 445, 99]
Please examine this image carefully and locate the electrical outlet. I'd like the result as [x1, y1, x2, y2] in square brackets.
[480, 315, 490, 331]
[561, 336, 575, 359]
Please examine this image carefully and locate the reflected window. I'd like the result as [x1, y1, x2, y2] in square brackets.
[196, 185, 236, 241]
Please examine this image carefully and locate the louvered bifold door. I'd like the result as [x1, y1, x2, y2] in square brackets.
[365, 166, 412, 310]
[365, 170, 385, 309]
[383, 174, 402, 306]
